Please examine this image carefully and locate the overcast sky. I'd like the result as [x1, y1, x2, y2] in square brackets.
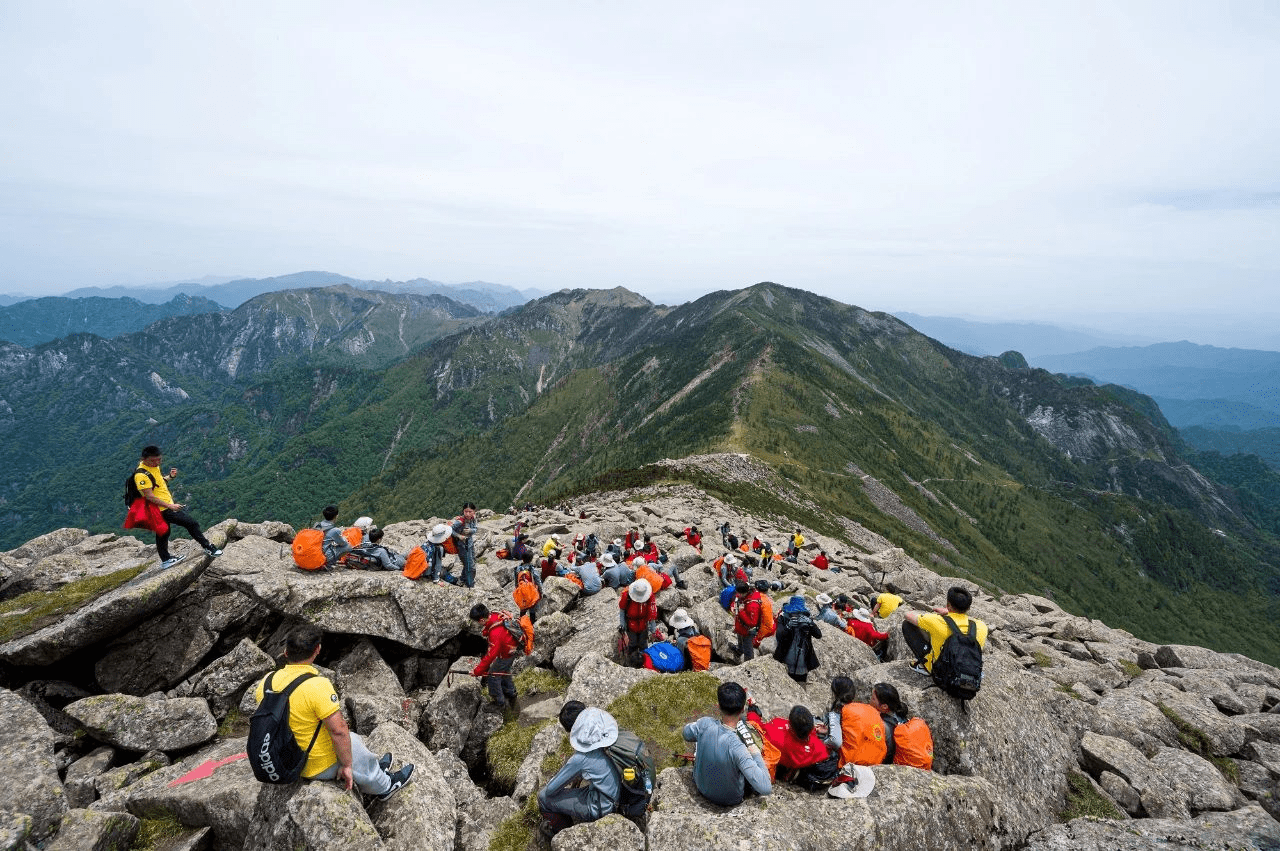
[2, 2, 1277, 342]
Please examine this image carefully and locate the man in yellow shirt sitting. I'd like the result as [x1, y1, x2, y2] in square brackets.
[253, 625, 413, 799]
[901, 586, 988, 675]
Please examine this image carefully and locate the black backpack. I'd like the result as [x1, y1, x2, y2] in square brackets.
[603, 729, 656, 817]
[248, 672, 323, 784]
[931, 615, 984, 703]
[122, 467, 157, 506]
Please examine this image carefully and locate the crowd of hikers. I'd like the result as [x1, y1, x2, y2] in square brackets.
[279, 502, 988, 840]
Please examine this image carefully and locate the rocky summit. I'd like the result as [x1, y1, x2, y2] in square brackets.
[1, 480, 1278, 851]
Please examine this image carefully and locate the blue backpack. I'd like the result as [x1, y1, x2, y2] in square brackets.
[643, 641, 685, 673]
[719, 585, 737, 611]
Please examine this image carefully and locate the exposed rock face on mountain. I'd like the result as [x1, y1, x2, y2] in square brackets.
[1, 482, 1278, 850]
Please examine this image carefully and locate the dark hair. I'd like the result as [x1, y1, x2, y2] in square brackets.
[469, 603, 490, 622]
[558, 700, 586, 732]
[322, 505, 339, 521]
[947, 586, 973, 613]
[520, 551, 534, 564]
[735, 580, 750, 595]
[141, 445, 161, 458]
[873, 682, 908, 717]
[368, 526, 384, 543]
[462, 502, 476, 511]
[717, 681, 747, 715]
[834, 594, 852, 610]
[788, 705, 815, 740]
[830, 676, 858, 711]
[755, 579, 770, 593]
[285, 625, 323, 663]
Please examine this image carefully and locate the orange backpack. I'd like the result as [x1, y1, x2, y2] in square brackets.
[838, 703, 887, 767]
[512, 570, 541, 610]
[757, 595, 776, 639]
[342, 527, 363, 548]
[747, 718, 782, 781]
[685, 635, 712, 671]
[496, 610, 534, 654]
[565, 573, 585, 589]
[291, 528, 327, 571]
[402, 546, 428, 580]
[893, 718, 934, 770]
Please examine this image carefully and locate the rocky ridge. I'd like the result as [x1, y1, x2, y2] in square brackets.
[0, 483, 1278, 850]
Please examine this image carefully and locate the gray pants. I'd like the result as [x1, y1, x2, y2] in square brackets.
[486, 656, 517, 707]
[538, 785, 612, 822]
[307, 732, 391, 796]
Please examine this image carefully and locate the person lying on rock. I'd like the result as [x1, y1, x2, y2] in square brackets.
[682, 681, 772, 807]
[253, 625, 413, 800]
[469, 603, 519, 715]
[537, 701, 620, 839]
[353, 526, 404, 571]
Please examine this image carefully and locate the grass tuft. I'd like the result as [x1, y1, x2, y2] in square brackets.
[514, 668, 570, 698]
[130, 813, 186, 850]
[1033, 651, 1052, 668]
[1117, 659, 1143, 678]
[487, 794, 540, 851]
[605, 671, 721, 770]
[1059, 770, 1122, 821]
[487, 718, 553, 795]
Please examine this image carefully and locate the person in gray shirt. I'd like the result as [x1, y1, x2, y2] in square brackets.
[572, 557, 603, 595]
[599, 553, 635, 590]
[538, 702, 620, 830]
[355, 526, 405, 571]
[682, 681, 772, 807]
[316, 505, 353, 564]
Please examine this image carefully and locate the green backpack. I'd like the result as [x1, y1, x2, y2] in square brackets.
[604, 729, 656, 817]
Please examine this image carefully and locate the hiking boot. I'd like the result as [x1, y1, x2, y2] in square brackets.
[203, 546, 223, 557]
[378, 752, 392, 772]
[159, 556, 185, 570]
[376, 764, 414, 801]
[675, 579, 688, 590]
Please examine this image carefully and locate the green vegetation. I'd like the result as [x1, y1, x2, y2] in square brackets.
[0, 564, 146, 642]
[487, 794, 540, 851]
[487, 718, 553, 795]
[605, 671, 721, 771]
[514, 668, 570, 698]
[1058, 770, 1122, 821]
[217, 707, 247, 738]
[1117, 659, 1143, 679]
[1033, 651, 1052, 668]
[130, 813, 186, 850]
[1156, 703, 1240, 783]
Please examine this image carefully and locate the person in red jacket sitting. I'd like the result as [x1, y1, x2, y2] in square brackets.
[469, 603, 519, 714]
[809, 550, 830, 570]
[683, 526, 702, 551]
[760, 705, 831, 782]
[846, 607, 889, 661]
[618, 578, 657, 668]
[732, 580, 763, 661]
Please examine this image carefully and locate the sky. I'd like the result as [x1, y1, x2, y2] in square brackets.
[2, 1, 1278, 344]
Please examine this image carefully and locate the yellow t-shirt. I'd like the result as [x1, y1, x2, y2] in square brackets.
[253, 664, 341, 778]
[917, 612, 988, 671]
[134, 463, 173, 506]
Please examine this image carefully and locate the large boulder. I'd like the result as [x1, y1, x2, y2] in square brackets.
[64, 694, 218, 752]
[423, 658, 483, 755]
[64, 747, 115, 809]
[168, 637, 275, 717]
[364, 721, 457, 851]
[1023, 803, 1280, 850]
[552, 813, 645, 851]
[1080, 731, 1188, 819]
[95, 578, 266, 694]
[563, 652, 657, 709]
[0, 557, 207, 666]
[0, 689, 67, 839]
[213, 535, 474, 651]
[241, 780, 383, 851]
[332, 639, 416, 735]
[44, 808, 139, 851]
[121, 737, 257, 849]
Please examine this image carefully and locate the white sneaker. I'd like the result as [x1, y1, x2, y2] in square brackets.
[160, 556, 185, 569]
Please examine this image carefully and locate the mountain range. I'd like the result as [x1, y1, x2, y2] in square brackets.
[1, 283, 1278, 664]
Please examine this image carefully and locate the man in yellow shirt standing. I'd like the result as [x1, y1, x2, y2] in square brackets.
[901, 586, 988, 675]
[132, 445, 221, 569]
[253, 625, 413, 799]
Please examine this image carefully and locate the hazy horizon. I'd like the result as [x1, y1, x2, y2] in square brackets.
[2, 3, 1277, 345]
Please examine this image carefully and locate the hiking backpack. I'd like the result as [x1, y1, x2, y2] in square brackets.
[931, 615, 984, 702]
[122, 467, 157, 506]
[291, 528, 328, 571]
[341, 527, 363, 548]
[604, 729, 657, 817]
[512, 570, 541, 611]
[339, 548, 382, 570]
[497, 611, 534, 654]
[402, 546, 428, 579]
[685, 635, 712, 671]
[248, 672, 323, 784]
[892, 717, 934, 770]
[757, 595, 776, 639]
[642, 641, 684, 673]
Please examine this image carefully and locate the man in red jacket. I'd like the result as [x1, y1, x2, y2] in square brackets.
[470, 604, 519, 714]
[733, 580, 763, 661]
[847, 607, 889, 661]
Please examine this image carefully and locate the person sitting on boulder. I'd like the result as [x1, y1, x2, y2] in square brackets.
[315, 504, 353, 565]
[511, 531, 534, 562]
[869, 592, 903, 619]
[352, 526, 405, 571]
[901, 586, 987, 675]
[809, 550, 830, 570]
[619, 578, 657, 667]
[540, 548, 563, 581]
[469, 603, 520, 716]
[570, 554, 602, 595]
[606, 538, 625, 564]
[717, 552, 747, 588]
[814, 593, 843, 628]
[542, 533, 562, 558]
[773, 595, 821, 683]
[682, 681, 772, 807]
[732, 580, 763, 661]
[583, 533, 600, 558]
[821, 676, 886, 767]
[759, 705, 833, 784]
[623, 526, 642, 557]
[847, 607, 889, 660]
[421, 523, 451, 583]
[537, 701, 620, 840]
[871, 682, 934, 770]
[683, 525, 702, 551]
[599, 552, 635, 590]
